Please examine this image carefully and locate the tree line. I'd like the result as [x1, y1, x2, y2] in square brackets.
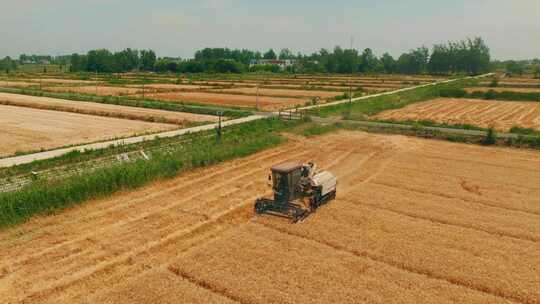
[67, 38, 491, 75]
[3, 37, 496, 75]
[70, 49, 157, 73]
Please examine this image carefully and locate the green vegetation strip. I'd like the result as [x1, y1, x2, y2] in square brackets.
[0, 118, 296, 228]
[0, 87, 251, 118]
[329, 121, 540, 149]
[441, 88, 540, 102]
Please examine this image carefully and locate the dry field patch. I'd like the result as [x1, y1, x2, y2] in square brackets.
[0, 105, 177, 157]
[125, 83, 211, 90]
[0, 81, 37, 88]
[0, 92, 219, 125]
[0, 131, 538, 303]
[27, 78, 99, 85]
[146, 91, 306, 110]
[375, 98, 540, 131]
[209, 87, 343, 99]
[44, 86, 142, 96]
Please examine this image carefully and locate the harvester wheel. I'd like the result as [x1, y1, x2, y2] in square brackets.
[254, 201, 266, 214]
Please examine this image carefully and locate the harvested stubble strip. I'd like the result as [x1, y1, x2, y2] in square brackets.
[375, 98, 540, 132]
[0, 92, 220, 124]
[43, 85, 144, 96]
[208, 87, 343, 99]
[27, 78, 100, 85]
[0, 105, 177, 158]
[171, 222, 511, 304]
[0, 143, 303, 264]
[257, 201, 540, 304]
[146, 91, 306, 110]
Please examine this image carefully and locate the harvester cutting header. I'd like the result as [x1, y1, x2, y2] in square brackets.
[254, 161, 337, 222]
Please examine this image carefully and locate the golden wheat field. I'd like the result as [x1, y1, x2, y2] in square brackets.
[375, 98, 540, 131]
[0, 130, 538, 303]
[0, 104, 177, 157]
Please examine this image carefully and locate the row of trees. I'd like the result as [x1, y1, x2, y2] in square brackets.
[302, 38, 490, 75]
[154, 37, 491, 75]
[492, 59, 540, 78]
[193, 48, 295, 64]
[69, 49, 157, 73]
[5, 37, 493, 75]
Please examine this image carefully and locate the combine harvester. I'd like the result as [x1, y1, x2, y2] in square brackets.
[254, 161, 337, 223]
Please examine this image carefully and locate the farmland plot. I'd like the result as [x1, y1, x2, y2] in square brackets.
[376, 98, 540, 131]
[0, 131, 538, 303]
[146, 91, 306, 110]
[0, 81, 37, 88]
[0, 105, 177, 157]
[0, 92, 220, 125]
[27, 78, 99, 85]
[44, 86, 143, 96]
[125, 83, 211, 90]
[209, 87, 343, 99]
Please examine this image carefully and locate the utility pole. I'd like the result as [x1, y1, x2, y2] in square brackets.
[349, 36, 354, 107]
[95, 70, 98, 95]
[256, 83, 260, 111]
[216, 111, 223, 142]
[143, 80, 144, 99]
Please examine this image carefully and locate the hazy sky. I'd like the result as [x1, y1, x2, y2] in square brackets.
[1, 0, 538, 60]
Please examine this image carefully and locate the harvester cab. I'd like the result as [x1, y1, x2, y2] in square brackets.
[255, 161, 337, 223]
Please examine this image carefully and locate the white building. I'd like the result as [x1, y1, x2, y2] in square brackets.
[249, 59, 297, 70]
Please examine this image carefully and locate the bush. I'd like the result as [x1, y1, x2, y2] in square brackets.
[439, 88, 467, 98]
[484, 90, 497, 100]
[509, 126, 539, 136]
[482, 128, 497, 145]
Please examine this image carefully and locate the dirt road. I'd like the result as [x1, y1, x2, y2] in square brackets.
[1, 131, 538, 303]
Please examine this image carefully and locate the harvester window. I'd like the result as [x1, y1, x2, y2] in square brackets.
[272, 172, 283, 191]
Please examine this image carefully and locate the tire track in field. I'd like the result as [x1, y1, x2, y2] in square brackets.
[167, 266, 250, 304]
[389, 162, 540, 193]
[58, 143, 359, 303]
[348, 199, 540, 244]
[374, 180, 540, 218]
[257, 222, 525, 304]
[0, 143, 313, 269]
[11, 137, 358, 303]
[1, 147, 315, 275]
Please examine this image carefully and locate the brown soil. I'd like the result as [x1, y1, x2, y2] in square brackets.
[209, 87, 343, 99]
[44, 86, 142, 96]
[147, 92, 306, 110]
[375, 98, 540, 131]
[28, 78, 99, 85]
[0, 81, 37, 88]
[125, 84, 211, 90]
[0, 105, 177, 157]
[0, 131, 539, 303]
[0, 93, 219, 125]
